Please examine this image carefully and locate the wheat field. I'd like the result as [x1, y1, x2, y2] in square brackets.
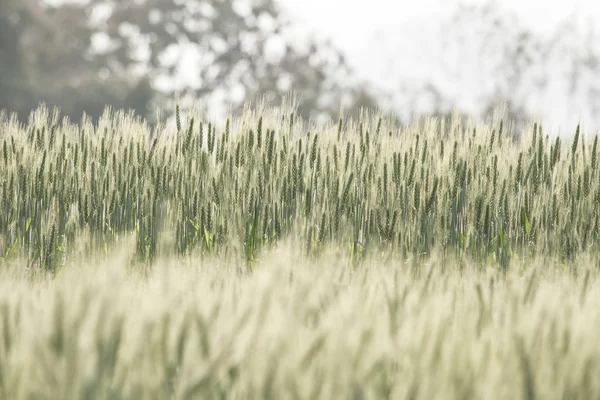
[0, 103, 600, 399]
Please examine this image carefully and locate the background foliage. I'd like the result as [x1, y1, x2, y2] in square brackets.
[0, 0, 378, 123]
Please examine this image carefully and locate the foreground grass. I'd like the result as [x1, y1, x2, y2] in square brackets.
[1, 241, 600, 399]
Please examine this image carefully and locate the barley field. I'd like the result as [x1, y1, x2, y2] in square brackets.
[1, 103, 600, 399]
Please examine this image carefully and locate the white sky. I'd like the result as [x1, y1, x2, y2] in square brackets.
[280, 0, 595, 47]
[277, 0, 600, 132]
[279, 0, 600, 74]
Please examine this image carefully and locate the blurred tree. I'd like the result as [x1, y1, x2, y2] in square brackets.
[96, 0, 379, 121]
[0, 0, 380, 124]
[446, 3, 538, 131]
[371, 2, 600, 133]
[420, 3, 600, 133]
[395, 3, 536, 133]
[0, 0, 153, 122]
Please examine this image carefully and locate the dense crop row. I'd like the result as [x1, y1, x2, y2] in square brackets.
[1, 105, 599, 271]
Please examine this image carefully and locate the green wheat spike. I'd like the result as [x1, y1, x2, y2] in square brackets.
[591, 134, 598, 175]
[257, 116, 263, 150]
[572, 124, 580, 158]
[289, 112, 295, 137]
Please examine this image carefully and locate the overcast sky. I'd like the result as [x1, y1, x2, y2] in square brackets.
[278, 0, 600, 132]
[279, 0, 599, 83]
[280, 0, 594, 50]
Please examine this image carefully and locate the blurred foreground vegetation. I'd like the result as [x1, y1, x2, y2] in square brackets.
[1, 244, 600, 399]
